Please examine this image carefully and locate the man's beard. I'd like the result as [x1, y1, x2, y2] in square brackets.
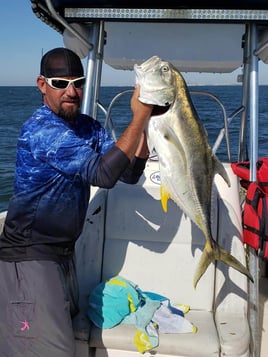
[58, 106, 80, 122]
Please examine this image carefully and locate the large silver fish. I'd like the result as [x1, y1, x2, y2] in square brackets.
[134, 56, 253, 288]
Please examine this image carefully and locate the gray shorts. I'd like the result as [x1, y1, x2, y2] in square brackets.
[0, 259, 79, 357]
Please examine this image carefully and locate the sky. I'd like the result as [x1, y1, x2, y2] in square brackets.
[1, 0, 268, 86]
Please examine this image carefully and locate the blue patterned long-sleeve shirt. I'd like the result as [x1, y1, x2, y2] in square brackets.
[0, 105, 146, 261]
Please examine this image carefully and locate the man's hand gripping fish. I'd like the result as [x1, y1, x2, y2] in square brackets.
[134, 56, 253, 288]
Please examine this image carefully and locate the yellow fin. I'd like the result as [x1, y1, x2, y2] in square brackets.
[160, 185, 170, 212]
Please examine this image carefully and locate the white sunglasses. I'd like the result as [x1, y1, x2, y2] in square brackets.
[42, 76, 86, 90]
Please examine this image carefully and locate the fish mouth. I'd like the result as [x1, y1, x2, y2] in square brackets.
[135, 56, 161, 73]
[151, 104, 170, 116]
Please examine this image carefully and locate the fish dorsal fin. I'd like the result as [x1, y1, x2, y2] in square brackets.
[160, 185, 170, 212]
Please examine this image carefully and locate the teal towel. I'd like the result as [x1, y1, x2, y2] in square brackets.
[88, 276, 143, 329]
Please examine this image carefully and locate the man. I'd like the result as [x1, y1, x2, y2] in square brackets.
[0, 48, 153, 356]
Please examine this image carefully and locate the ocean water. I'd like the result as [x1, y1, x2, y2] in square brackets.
[1, 85, 268, 212]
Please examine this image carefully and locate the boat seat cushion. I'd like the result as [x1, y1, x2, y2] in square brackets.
[75, 162, 250, 356]
[90, 311, 219, 356]
[101, 179, 215, 311]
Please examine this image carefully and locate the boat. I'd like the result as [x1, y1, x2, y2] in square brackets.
[1, 0, 268, 356]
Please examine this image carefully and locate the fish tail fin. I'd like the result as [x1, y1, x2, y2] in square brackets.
[193, 240, 215, 288]
[193, 240, 254, 288]
[214, 242, 254, 283]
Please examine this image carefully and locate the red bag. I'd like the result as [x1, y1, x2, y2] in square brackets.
[231, 158, 268, 259]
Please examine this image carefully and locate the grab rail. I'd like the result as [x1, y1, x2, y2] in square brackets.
[100, 88, 243, 162]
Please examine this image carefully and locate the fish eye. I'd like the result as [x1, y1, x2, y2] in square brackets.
[162, 65, 169, 72]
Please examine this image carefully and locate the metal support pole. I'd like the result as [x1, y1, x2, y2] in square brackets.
[81, 22, 101, 116]
[91, 21, 105, 119]
[248, 22, 260, 357]
[45, 0, 91, 51]
[249, 25, 259, 182]
[239, 27, 250, 162]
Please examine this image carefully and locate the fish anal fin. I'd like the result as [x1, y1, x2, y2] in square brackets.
[160, 185, 170, 212]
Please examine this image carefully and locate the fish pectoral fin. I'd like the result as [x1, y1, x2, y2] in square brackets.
[161, 126, 182, 151]
[159, 126, 187, 170]
[193, 239, 254, 289]
[160, 185, 170, 212]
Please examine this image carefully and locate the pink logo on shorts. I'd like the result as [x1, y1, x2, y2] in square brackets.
[20, 320, 30, 331]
